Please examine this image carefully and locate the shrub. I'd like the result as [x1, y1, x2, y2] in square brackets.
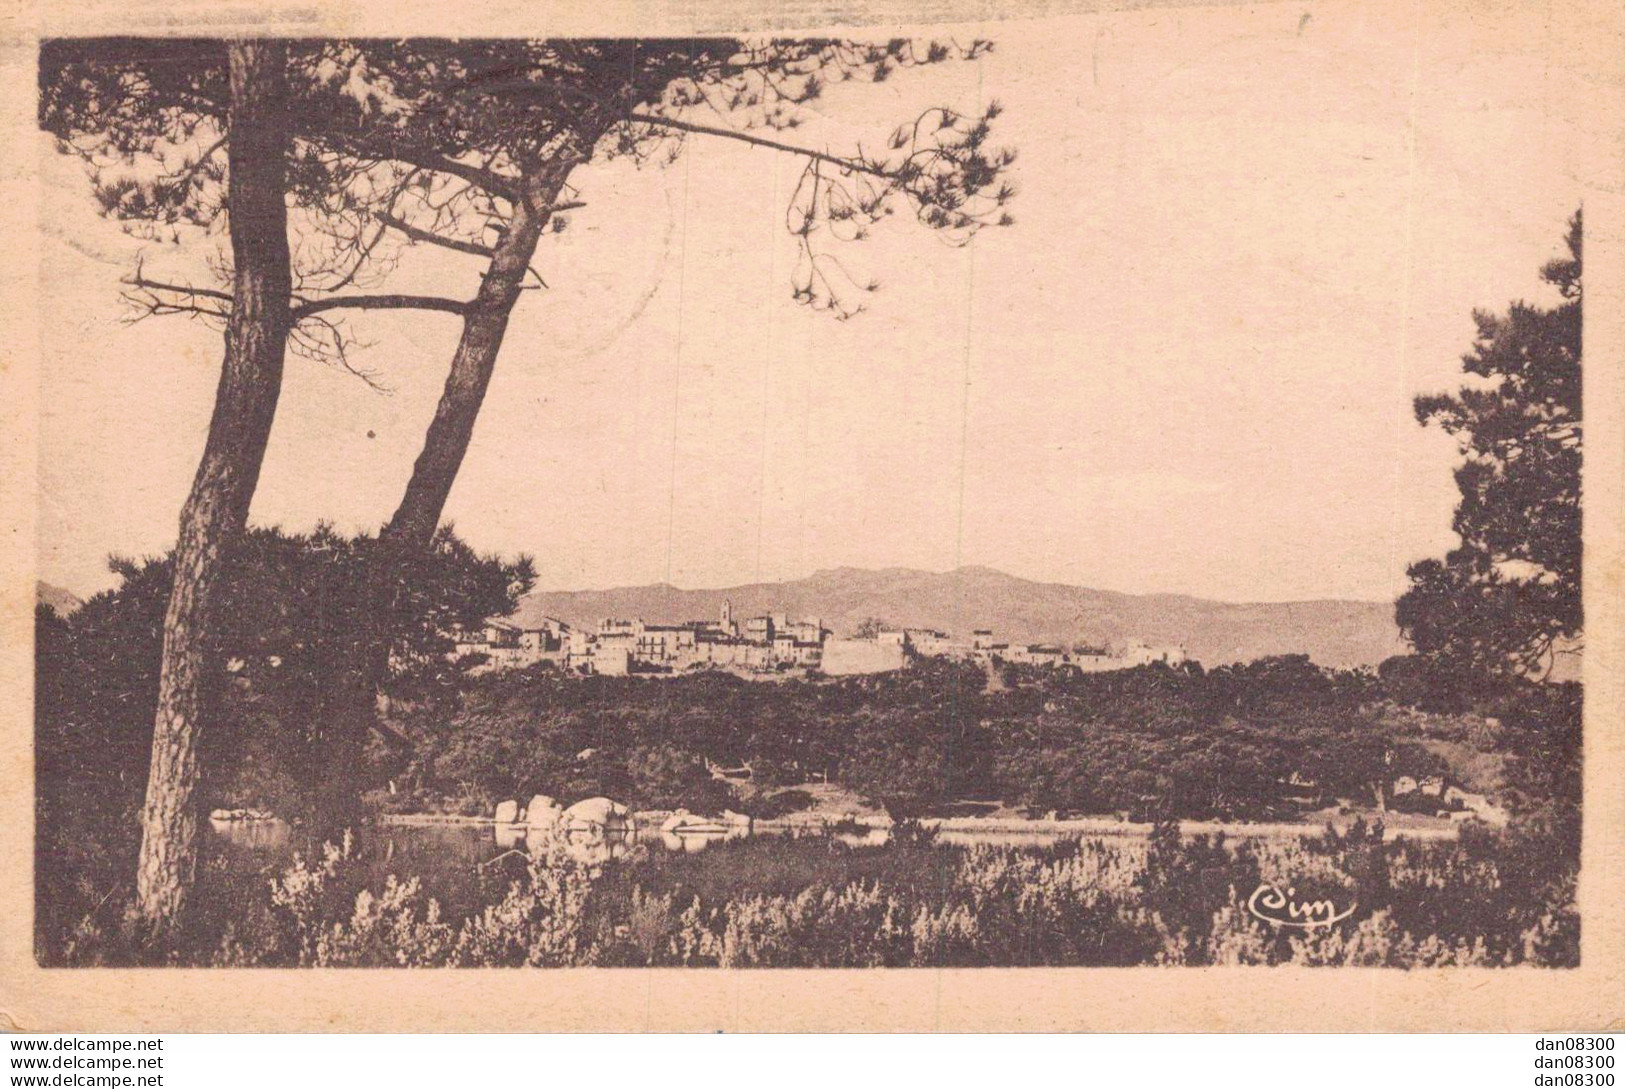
[45, 818, 1580, 969]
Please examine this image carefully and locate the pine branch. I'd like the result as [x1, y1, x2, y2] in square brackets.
[121, 270, 233, 304]
[157, 133, 228, 188]
[291, 294, 470, 320]
[376, 212, 496, 258]
[395, 151, 521, 203]
[627, 110, 890, 182]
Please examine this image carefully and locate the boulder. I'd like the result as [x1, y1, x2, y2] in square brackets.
[660, 809, 694, 833]
[525, 794, 563, 828]
[661, 808, 749, 836]
[493, 799, 520, 824]
[562, 796, 633, 832]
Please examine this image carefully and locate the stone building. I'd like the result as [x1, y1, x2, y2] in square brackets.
[452, 617, 573, 672]
[583, 601, 828, 675]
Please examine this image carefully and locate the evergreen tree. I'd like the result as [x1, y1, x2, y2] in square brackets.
[1397, 212, 1582, 681]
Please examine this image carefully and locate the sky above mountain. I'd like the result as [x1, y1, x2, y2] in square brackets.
[36, 4, 1587, 603]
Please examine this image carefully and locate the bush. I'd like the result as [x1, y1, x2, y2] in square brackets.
[625, 744, 733, 812]
[42, 817, 1579, 969]
[35, 525, 534, 956]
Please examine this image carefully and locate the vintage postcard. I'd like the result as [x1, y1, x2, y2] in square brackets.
[2, 0, 1622, 1032]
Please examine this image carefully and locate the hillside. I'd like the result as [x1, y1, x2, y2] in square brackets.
[36, 581, 83, 617]
[513, 565, 1406, 669]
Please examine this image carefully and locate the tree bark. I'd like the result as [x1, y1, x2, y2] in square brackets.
[384, 172, 563, 546]
[133, 41, 292, 926]
[309, 169, 567, 831]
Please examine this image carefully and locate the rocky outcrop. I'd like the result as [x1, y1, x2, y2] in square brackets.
[208, 808, 274, 822]
[561, 796, 634, 833]
[659, 808, 754, 836]
[525, 794, 563, 828]
[660, 808, 699, 833]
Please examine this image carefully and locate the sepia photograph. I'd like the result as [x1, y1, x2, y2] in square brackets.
[6, 0, 1624, 1036]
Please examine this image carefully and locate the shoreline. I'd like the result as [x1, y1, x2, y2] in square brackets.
[377, 811, 1461, 841]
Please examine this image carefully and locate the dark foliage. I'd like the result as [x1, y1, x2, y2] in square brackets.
[1397, 212, 1582, 682]
[399, 651, 1578, 828]
[39, 625, 1581, 965]
[34, 525, 531, 956]
[40, 37, 1015, 333]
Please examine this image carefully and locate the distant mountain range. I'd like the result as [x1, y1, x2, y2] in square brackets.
[36, 581, 84, 617]
[514, 565, 1407, 669]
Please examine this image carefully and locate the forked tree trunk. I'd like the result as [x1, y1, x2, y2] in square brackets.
[310, 169, 566, 830]
[134, 41, 292, 926]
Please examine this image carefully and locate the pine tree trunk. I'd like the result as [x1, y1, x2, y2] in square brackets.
[133, 41, 292, 927]
[310, 170, 565, 831]
[385, 176, 560, 546]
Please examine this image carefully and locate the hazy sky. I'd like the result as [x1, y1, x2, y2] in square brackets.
[37, 3, 1585, 603]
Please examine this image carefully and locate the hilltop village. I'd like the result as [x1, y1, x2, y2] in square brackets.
[452, 600, 1187, 679]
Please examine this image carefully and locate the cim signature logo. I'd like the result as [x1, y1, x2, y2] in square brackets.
[1245, 883, 1357, 929]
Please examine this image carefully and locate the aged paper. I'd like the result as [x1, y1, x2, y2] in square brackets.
[2, 0, 1623, 1031]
